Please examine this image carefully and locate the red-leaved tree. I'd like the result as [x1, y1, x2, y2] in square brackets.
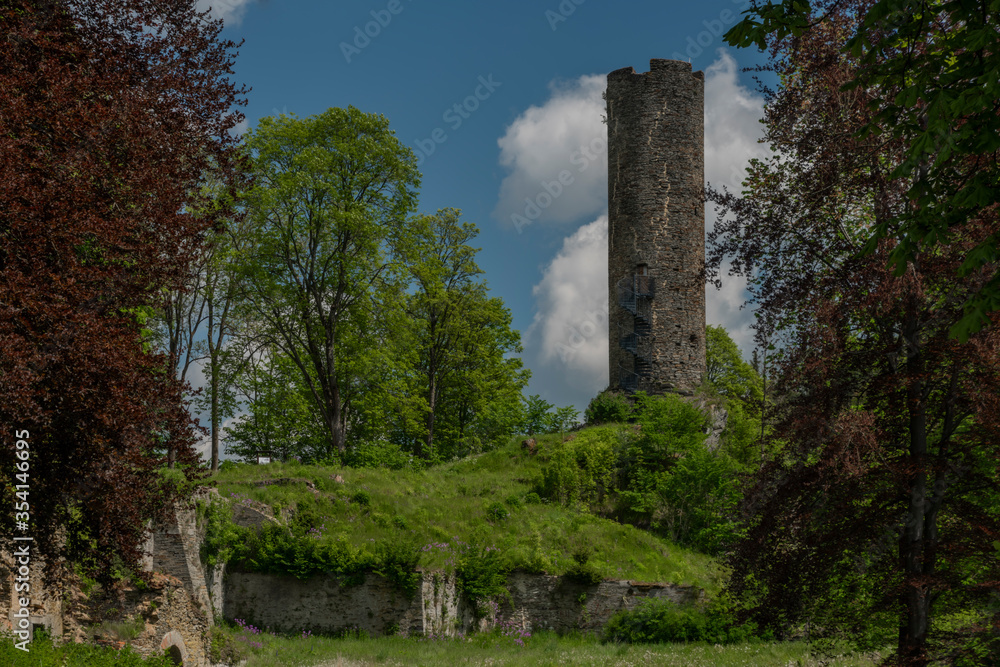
[707, 1, 1000, 664]
[0, 0, 247, 584]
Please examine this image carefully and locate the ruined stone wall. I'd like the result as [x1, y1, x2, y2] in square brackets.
[222, 570, 703, 638]
[607, 58, 706, 394]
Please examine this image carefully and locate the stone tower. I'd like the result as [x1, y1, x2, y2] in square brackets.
[607, 59, 705, 394]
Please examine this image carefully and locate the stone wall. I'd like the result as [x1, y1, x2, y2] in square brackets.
[222, 569, 703, 638]
[607, 58, 706, 394]
[0, 490, 218, 666]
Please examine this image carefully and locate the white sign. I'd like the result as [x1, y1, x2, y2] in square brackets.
[257, 456, 271, 465]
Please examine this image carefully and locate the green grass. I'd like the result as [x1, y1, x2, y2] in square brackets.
[0, 631, 174, 666]
[208, 426, 723, 593]
[209, 621, 886, 667]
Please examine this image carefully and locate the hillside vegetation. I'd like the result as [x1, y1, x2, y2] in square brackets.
[203, 423, 725, 596]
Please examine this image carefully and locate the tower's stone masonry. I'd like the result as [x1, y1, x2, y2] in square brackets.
[607, 59, 705, 394]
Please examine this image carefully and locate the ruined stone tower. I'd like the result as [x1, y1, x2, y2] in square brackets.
[607, 59, 705, 394]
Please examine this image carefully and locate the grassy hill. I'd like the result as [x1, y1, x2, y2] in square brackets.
[205, 424, 724, 596]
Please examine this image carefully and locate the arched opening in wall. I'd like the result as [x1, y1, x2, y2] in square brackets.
[160, 631, 188, 666]
[166, 645, 183, 665]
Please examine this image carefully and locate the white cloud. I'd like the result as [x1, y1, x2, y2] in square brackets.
[524, 52, 769, 411]
[704, 49, 769, 196]
[523, 215, 609, 411]
[229, 117, 250, 137]
[195, 0, 256, 26]
[493, 75, 608, 230]
[703, 49, 770, 357]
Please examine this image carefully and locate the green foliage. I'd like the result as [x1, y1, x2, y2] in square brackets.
[221, 348, 329, 464]
[603, 597, 764, 645]
[210, 624, 249, 665]
[705, 325, 762, 407]
[0, 630, 174, 666]
[350, 490, 371, 507]
[207, 447, 724, 593]
[456, 533, 512, 616]
[552, 405, 580, 436]
[372, 539, 422, 597]
[536, 430, 616, 506]
[343, 440, 411, 470]
[485, 501, 510, 523]
[228, 523, 375, 583]
[585, 388, 633, 425]
[199, 499, 241, 568]
[522, 394, 555, 435]
[384, 208, 530, 461]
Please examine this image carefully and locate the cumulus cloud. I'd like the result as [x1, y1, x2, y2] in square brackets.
[195, 0, 256, 26]
[493, 75, 608, 230]
[523, 215, 610, 409]
[702, 49, 770, 356]
[523, 52, 769, 410]
[704, 49, 770, 196]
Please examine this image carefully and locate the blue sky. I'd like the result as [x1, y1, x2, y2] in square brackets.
[191, 0, 778, 457]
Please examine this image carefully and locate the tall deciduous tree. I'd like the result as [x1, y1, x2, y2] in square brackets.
[726, 0, 1000, 340]
[236, 108, 420, 456]
[396, 208, 528, 459]
[709, 2, 1000, 664]
[0, 0, 246, 583]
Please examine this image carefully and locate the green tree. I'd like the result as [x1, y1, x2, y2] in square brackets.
[236, 108, 420, 456]
[522, 394, 556, 435]
[220, 341, 326, 463]
[725, 0, 1000, 341]
[710, 3, 1000, 662]
[705, 325, 762, 406]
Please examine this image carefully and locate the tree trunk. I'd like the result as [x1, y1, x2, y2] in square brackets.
[898, 314, 930, 666]
[425, 376, 436, 460]
[331, 382, 345, 454]
[211, 357, 219, 471]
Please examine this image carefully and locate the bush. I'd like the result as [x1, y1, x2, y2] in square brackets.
[372, 539, 422, 597]
[524, 492, 542, 504]
[486, 501, 510, 522]
[350, 490, 371, 507]
[343, 440, 410, 470]
[456, 533, 512, 616]
[585, 388, 633, 424]
[603, 597, 760, 645]
[199, 500, 241, 568]
[536, 430, 616, 506]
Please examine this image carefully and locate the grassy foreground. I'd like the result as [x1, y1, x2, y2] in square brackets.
[208, 425, 722, 592]
[209, 625, 885, 667]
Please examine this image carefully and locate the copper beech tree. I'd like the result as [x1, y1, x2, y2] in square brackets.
[0, 0, 247, 583]
[707, 1, 1000, 664]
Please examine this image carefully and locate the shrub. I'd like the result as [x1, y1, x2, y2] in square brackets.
[603, 597, 760, 645]
[564, 561, 603, 585]
[456, 533, 512, 616]
[350, 490, 371, 507]
[372, 539, 422, 597]
[536, 431, 616, 506]
[585, 388, 633, 424]
[486, 501, 510, 522]
[524, 492, 542, 504]
[344, 440, 410, 470]
[200, 500, 240, 568]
